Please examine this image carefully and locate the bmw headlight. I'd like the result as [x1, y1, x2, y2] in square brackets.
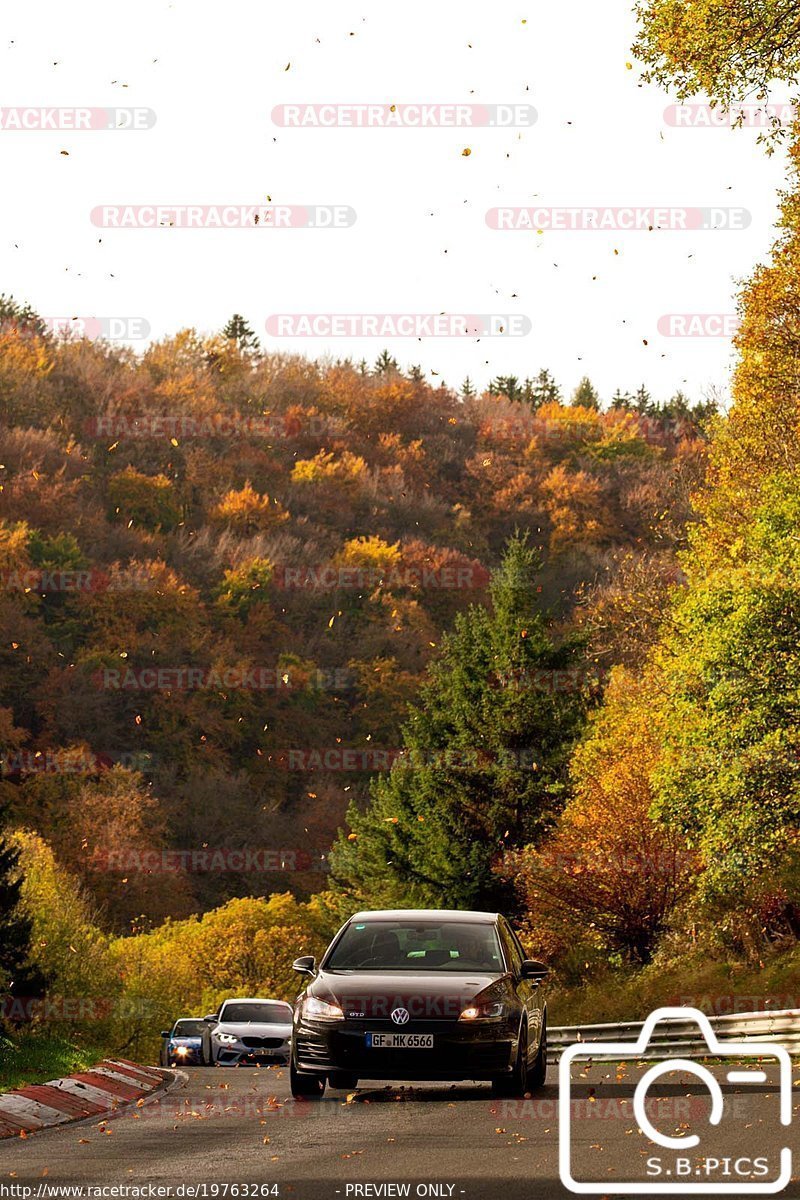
[214, 1032, 239, 1044]
[459, 1001, 505, 1021]
[302, 996, 344, 1021]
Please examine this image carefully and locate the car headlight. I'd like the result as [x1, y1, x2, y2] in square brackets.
[214, 1032, 239, 1044]
[175, 1045, 190, 1056]
[302, 996, 344, 1021]
[459, 1001, 505, 1021]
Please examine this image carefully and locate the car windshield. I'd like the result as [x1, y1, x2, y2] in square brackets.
[218, 1002, 292, 1023]
[325, 920, 504, 972]
[172, 1019, 206, 1036]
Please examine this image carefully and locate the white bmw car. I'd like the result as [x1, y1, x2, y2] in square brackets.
[206, 997, 293, 1066]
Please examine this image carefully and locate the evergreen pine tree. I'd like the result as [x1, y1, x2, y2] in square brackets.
[529, 368, 561, 409]
[488, 375, 521, 403]
[611, 388, 633, 410]
[571, 376, 600, 410]
[634, 384, 652, 413]
[329, 536, 587, 913]
[221, 313, 260, 354]
[0, 294, 46, 338]
[374, 350, 399, 375]
[0, 799, 41, 1032]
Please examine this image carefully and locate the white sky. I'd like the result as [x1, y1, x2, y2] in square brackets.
[0, 0, 791, 405]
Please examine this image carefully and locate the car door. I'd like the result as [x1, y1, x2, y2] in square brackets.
[498, 918, 543, 1057]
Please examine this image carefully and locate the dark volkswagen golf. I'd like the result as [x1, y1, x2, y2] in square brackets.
[290, 909, 548, 1099]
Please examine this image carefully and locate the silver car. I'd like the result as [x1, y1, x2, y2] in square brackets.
[206, 997, 293, 1066]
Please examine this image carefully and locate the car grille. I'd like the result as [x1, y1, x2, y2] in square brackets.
[295, 1036, 332, 1065]
[295, 1024, 513, 1078]
[241, 1036, 284, 1049]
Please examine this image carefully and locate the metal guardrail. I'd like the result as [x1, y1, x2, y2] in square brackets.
[547, 1008, 800, 1062]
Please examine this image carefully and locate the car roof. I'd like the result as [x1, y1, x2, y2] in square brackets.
[219, 997, 292, 1004]
[348, 909, 500, 925]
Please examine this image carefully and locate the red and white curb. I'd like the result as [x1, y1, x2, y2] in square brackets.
[0, 1058, 170, 1138]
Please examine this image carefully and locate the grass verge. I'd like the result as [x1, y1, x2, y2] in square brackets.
[549, 943, 800, 1026]
[0, 1031, 110, 1093]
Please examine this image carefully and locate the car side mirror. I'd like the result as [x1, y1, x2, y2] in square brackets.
[160, 1030, 170, 1039]
[203, 1013, 218, 1023]
[521, 959, 549, 982]
[293, 955, 316, 977]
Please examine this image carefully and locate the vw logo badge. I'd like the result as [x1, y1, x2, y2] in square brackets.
[391, 1007, 410, 1025]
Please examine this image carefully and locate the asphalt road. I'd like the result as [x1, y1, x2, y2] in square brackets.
[1, 1060, 798, 1200]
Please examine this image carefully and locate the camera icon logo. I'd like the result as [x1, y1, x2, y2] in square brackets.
[559, 1006, 792, 1194]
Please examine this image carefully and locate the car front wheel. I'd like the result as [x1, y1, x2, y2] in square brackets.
[328, 1071, 358, 1090]
[290, 1056, 326, 1099]
[492, 1021, 528, 1098]
[528, 1019, 547, 1090]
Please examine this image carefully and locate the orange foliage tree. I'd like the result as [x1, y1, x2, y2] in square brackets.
[505, 668, 694, 966]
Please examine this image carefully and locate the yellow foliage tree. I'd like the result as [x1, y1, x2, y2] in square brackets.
[291, 450, 369, 487]
[0, 521, 32, 577]
[332, 535, 402, 577]
[541, 464, 613, 555]
[13, 831, 121, 1029]
[210, 483, 288, 535]
[0, 328, 53, 425]
[692, 133, 800, 566]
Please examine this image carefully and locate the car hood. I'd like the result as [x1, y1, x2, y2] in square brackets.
[169, 1036, 202, 1045]
[308, 970, 506, 1020]
[213, 1021, 293, 1038]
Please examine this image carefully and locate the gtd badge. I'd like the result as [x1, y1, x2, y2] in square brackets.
[391, 1007, 410, 1025]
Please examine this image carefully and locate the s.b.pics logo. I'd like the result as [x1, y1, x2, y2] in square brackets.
[559, 1007, 792, 1194]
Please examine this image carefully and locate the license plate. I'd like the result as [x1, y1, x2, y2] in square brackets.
[366, 1033, 434, 1049]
